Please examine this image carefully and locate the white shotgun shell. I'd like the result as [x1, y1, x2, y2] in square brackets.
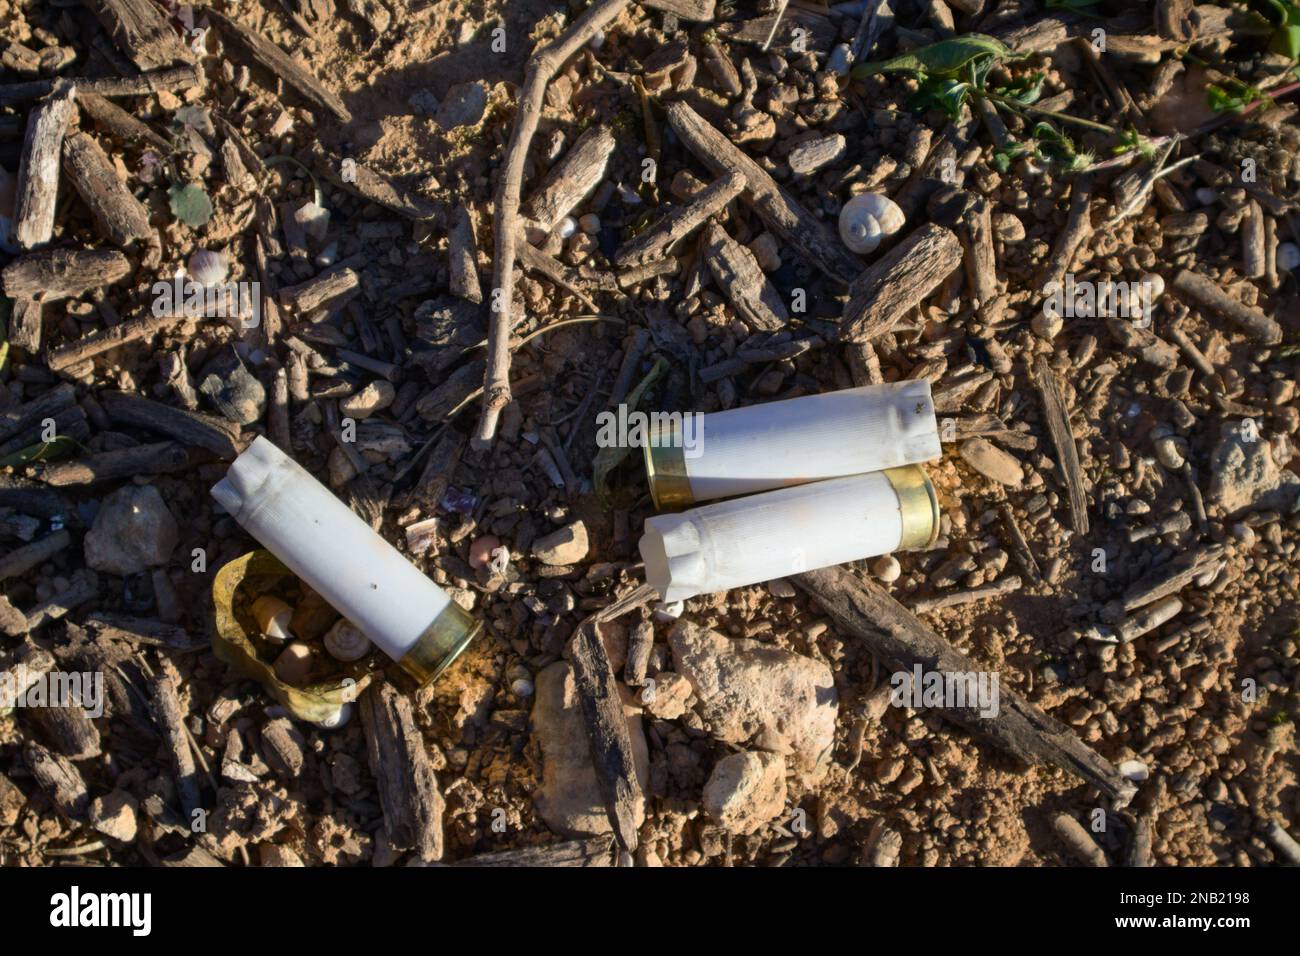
[211, 437, 480, 689]
[639, 465, 940, 603]
[642, 380, 941, 508]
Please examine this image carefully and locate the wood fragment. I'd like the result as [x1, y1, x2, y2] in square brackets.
[793, 567, 1137, 808]
[309, 145, 438, 220]
[516, 241, 598, 311]
[476, 0, 632, 446]
[7, 299, 43, 353]
[522, 125, 616, 234]
[278, 264, 360, 313]
[1168, 268, 1283, 345]
[207, 10, 351, 122]
[100, 391, 242, 459]
[1033, 355, 1089, 536]
[911, 575, 1023, 613]
[999, 503, 1041, 584]
[150, 666, 202, 820]
[666, 101, 861, 284]
[46, 311, 190, 373]
[639, 0, 715, 20]
[0, 65, 201, 106]
[839, 224, 962, 343]
[0, 530, 71, 583]
[702, 222, 788, 331]
[569, 618, 644, 852]
[37, 441, 196, 486]
[1119, 544, 1223, 613]
[448, 206, 482, 304]
[615, 170, 744, 268]
[360, 681, 444, 862]
[455, 835, 615, 867]
[25, 570, 98, 632]
[61, 131, 153, 247]
[82, 612, 204, 651]
[1037, 176, 1093, 295]
[2, 248, 132, 302]
[1051, 812, 1108, 866]
[23, 740, 89, 820]
[25, 700, 102, 761]
[84, 0, 193, 71]
[0, 383, 76, 444]
[13, 82, 76, 250]
[77, 92, 169, 149]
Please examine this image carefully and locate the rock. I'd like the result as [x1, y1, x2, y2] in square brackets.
[530, 661, 650, 837]
[1208, 422, 1300, 515]
[766, 577, 796, 598]
[89, 789, 138, 842]
[435, 81, 488, 129]
[83, 485, 179, 575]
[258, 843, 305, 866]
[200, 365, 265, 426]
[273, 643, 314, 685]
[788, 133, 846, 175]
[872, 554, 901, 583]
[959, 438, 1024, 487]
[408, 89, 439, 116]
[703, 751, 786, 835]
[668, 620, 838, 782]
[643, 671, 691, 720]
[339, 380, 395, 419]
[533, 520, 589, 565]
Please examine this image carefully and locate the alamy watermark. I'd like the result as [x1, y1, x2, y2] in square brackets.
[1042, 274, 1159, 324]
[595, 404, 704, 458]
[890, 665, 1000, 718]
[0, 666, 104, 718]
[152, 275, 261, 330]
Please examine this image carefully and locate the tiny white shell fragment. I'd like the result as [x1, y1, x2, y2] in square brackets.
[1118, 759, 1149, 783]
[1279, 242, 1300, 271]
[510, 678, 534, 697]
[556, 216, 578, 239]
[187, 249, 228, 287]
[315, 702, 353, 729]
[323, 619, 372, 662]
[1194, 187, 1218, 206]
[838, 192, 905, 255]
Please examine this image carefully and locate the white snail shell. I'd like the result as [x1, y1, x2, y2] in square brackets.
[315, 702, 353, 730]
[187, 249, 228, 287]
[1279, 241, 1300, 272]
[323, 619, 372, 662]
[1118, 759, 1150, 783]
[838, 193, 905, 255]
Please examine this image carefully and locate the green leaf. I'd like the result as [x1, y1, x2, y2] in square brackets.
[1206, 81, 1272, 115]
[593, 357, 667, 506]
[992, 71, 1045, 105]
[912, 75, 973, 119]
[1267, 0, 1300, 58]
[852, 34, 1023, 79]
[0, 436, 79, 469]
[167, 183, 213, 228]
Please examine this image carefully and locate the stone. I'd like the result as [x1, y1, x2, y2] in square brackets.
[435, 81, 488, 129]
[339, 380, 395, 419]
[83, 485, 179, 575]
[703, 751, 786, 835]
[258, 843, 305, 866]
[1208, 422, 1300, 516]
[0, 772, 27, 827]
[89, 789, 138, 842]
[643, 671, 691, 720]
[530, 661, 650, 837]
[959, 438, 1025, 487]
[408, 89, 439, 117]
[532, 520, 589, 565]
[668, 620, 838, 782]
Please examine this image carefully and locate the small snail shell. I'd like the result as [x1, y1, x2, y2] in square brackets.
[315, 703, 354, 730]
[323, 619, 372, 662]
[838, 193, 905, 255]
[252, 595, 294, 643]
[187, 249, 228, 287]
[1279, 241, 1300, 272]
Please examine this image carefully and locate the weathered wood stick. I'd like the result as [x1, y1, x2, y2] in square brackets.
[81, 612, 204, 651]
[702, 221, 788, 331]
[7, 300, 44, 353]
[640, 0, 715, 20]
[516, 241, 598, 311]
[46, 311, 189, 373]
[1168, 268, 1283, 344]
[699, 334, 825, 382]
[62, 131, 153, 246]
[1242, 200, 1266, 280]
[910, 575, 1023, 613]
[1051, 812, 1109, 866]
[206, 11, 350, 122]
[522, 124, 616, 234]
[477, 0, 632, 446]
[309, 145, 438, 221]
[0, 405, 89, 460]
[1115, 544, 1223, 614]
[929, 186, 998, 308]
[25, 700, 102, 760]
[37, 441, 195, 486]
[1, 644, 55, 703]
[0, 530, 71, 583]
[77, 91, 169, 149]
[1000, 503, 1042, 584]
[100, 391, 242, 459]
[23, 740, 89, 820]
[150, 666, 203, 820]
[0, 382, 76, 444]
[277, 264, 360, 313]
[839, 224, 962, 343]
[360, 682, 445, 862]
[2, 247, 132, 302]
[24, 570, 98, 632]
[0, 65, 201, 106]
[1037, 176, 1093, 294]
[455, 835, 616, 867]
[84, 0, 192, 71]
[448, 205, 482, 304]
[13, 82, 76, 250]
[793, 566, 1137, 808]
[615, 171, 745, 268]
[1033, 355, 1090, 535]
[570, 618, 643, 852]
[665, 101, 861, 284]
